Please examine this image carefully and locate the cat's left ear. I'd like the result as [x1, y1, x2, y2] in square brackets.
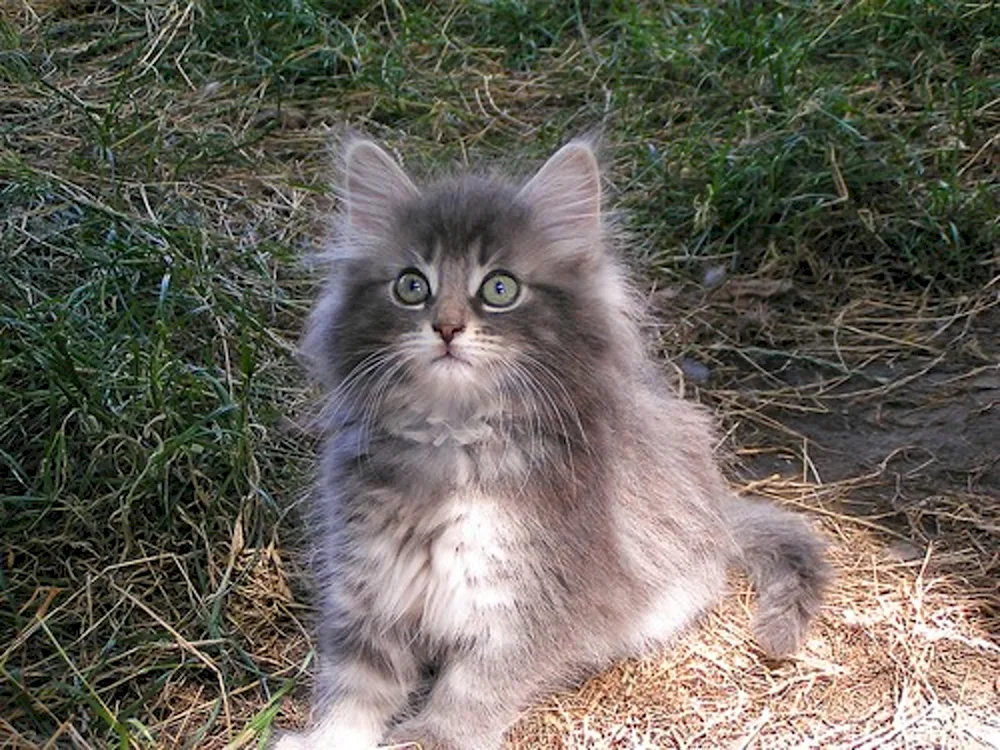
[518, 140, 602, 250]
[342, 139, 419, 235]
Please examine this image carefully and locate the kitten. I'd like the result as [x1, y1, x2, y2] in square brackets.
[276, 138, 828, 750]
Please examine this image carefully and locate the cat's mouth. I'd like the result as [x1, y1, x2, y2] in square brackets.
[433, 350, 471, 367]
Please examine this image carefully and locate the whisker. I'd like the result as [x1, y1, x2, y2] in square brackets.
[322, 349, 403, 427]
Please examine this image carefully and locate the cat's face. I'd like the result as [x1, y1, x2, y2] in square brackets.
[309, 139, 629, 423]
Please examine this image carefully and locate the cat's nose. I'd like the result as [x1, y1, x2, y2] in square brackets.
[433, 322, 465, 344]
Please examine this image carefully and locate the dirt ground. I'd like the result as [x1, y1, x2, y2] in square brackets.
[733, 318, 998, 503]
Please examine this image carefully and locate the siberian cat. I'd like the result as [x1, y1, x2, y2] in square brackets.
[276, 138, 828, 750]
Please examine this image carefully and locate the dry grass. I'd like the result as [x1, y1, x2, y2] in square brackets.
[1, 1, 998, 748]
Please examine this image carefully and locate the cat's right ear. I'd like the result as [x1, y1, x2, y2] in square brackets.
[343, 140, 418, 234]
[518, 140, 602, 256]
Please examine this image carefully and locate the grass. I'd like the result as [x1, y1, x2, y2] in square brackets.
[1, 1, 998, 748]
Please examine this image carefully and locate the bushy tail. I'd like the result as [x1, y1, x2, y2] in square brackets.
[726, 497, 830, 658]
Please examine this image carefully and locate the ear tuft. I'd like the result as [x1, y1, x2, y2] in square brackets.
[518, 141, 601, 248]
[343, 140, 418, 234]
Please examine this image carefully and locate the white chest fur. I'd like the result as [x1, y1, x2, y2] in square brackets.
[359, 495, 518, 643]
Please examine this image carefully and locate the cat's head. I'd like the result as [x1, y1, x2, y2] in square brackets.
[304, 138, 642, 426]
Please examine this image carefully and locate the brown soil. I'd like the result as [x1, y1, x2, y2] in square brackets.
[732, 317, 998, 503]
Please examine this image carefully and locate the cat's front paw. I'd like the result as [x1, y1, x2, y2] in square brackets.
[388, 722, 459, 750]
[269, 726, 383, 750]
[269, 731, 310, 750]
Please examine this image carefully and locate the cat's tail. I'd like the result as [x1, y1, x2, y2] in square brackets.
[726, 497, 830, 658]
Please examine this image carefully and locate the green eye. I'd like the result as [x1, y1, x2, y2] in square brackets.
[394, 269, 430, 305]
[479, 271, 520, 308]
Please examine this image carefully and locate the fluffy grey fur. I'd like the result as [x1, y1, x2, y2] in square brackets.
[276, 139, 828, 750]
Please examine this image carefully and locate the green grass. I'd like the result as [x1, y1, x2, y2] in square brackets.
[1, 0, 997, 746]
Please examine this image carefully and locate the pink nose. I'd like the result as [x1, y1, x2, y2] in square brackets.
[434, 323, 465, 344]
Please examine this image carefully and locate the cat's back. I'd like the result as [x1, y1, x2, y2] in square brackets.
[606, 374, 735, 546]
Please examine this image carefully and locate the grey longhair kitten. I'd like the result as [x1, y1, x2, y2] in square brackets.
[275, 138, 828, 750]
